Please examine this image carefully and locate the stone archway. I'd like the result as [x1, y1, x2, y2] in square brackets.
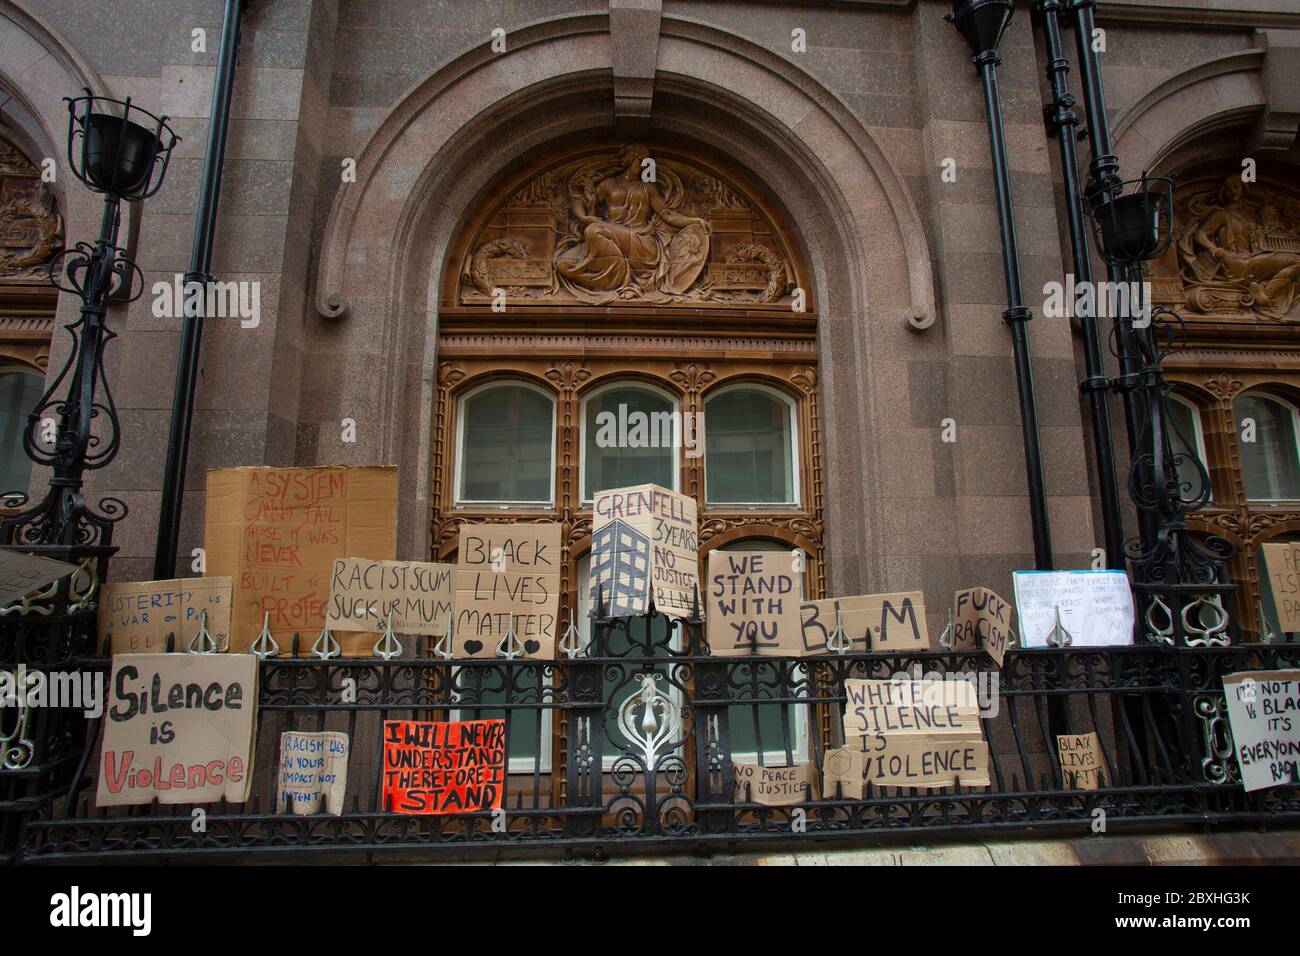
[1112, 49, 1268, 177]
[310, 14, 938, 598]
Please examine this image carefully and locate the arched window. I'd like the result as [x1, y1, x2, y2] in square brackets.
[0, 367, 44, 496]
[1233, 393, 1300, 501]
[580, 382, 678, 500]
[704, 385, 798, 506]
[1165, 394, 1211, 503]
[456, 382, 555, 506]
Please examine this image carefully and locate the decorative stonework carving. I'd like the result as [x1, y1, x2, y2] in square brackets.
[0, 138, 63, 281]
[461, 237, 530, 297]
[1197, 508, 1296, 543]
[1202, 372, 1245, 403]
[438, 333, 815, 355]
[454, 145, 799, 309]
[1159, 171, 1300, 322]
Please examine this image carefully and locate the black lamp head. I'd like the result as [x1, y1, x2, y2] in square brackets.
[65, 90, 179, 201]
[948, 0, 1015, 58]
[1087, 175, 1175, 266]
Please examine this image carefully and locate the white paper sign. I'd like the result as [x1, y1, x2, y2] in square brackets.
[1012, 570, 1135, 648]
[1223, 670, 1300, 793]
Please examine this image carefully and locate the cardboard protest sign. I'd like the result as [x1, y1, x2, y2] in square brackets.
[850, 731, 990, 788]
[382, 719, 506, 814]
[822, 747, 865, 799]
[1223, 670, 1300, 792]
[454, 524, 561, 658]
[842, 678, 980, 736]
[0, 548, 80, 605]
[706, 550, 802, 656]
[1057, 732, 1103, 790]
[953, 586, 1012, 665]
[799, 592, 928, 654]
[325, 558, 454, 635]
[96, 653, 258, 807]
[733, 761, 814, 806]
[1013, 570, 1134, 648]
[589, 484, 699, 619]
[99, 577, 233, 654]
[842, 678, 989, 789]
[1260, 543, 1300, 632]
[204, 465, 398, 656]
[278, 731, 349, 815]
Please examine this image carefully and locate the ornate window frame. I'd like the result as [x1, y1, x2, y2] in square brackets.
[453, 377, 558, 510]
[702, 379, 802, 509]
[577, 378, 682, 503]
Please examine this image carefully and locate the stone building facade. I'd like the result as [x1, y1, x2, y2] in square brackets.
[0, 0, 1298, 640]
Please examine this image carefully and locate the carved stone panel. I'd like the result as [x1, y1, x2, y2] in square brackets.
[452, 144, 802, 310]
[1151, 165, 1300, 324]
[0, 137, 63, 282]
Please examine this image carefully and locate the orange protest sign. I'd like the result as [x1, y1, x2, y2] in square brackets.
[204, 465, 397, 655]
[382, 719, 506, 815]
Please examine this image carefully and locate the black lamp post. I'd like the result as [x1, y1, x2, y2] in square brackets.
[1085, 175, 1236, 645]
[948, 0, 1054, 570]
[1, 91, 177, 548]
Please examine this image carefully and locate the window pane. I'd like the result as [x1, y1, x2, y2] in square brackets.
[1165, 398, 1210, 503]
[583, 386, 675, 498]
[1235, 395, 1300, 500]
[705, 388, 795, 504]
[459, 385, 553, 503]
[457, 681, 546, 766]
[0, 370, 43, 495]
[728, 666, 802, 764]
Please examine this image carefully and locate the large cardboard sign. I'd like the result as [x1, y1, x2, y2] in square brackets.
[1260, 543, 1300, 633]
[1057, 732, 1103, 790]
[841, 678, 989, 789]
[454, 524, 561, 658]
[96, 654, 258, 807]
[953, 586, 1012, 665]
[799, 592, 928, 654]
[589, 484, 699, 619]
[0, 548, 79, 605]
[325, 558, 454, 635]
[850, 731, 990, 788]
[733, 761, 814, 806]
[1013, 570, 1134, 648]
[1223, 670, 1300, 792]
[706, 550, 803, 656]
[99, 577, 233, 654]
[278, 731, 349, 815]
[382, 719, 506, 814]
[204, 466, 397, 656]
[842, 678, 980, 736]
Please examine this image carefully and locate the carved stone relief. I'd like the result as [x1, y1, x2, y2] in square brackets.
[1152, 169, 1300, 322]
[455, 145, 798, 308]
[0, 138, 63, 281]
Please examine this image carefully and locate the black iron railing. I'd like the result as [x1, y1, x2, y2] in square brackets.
[3, 607, 1298, 863]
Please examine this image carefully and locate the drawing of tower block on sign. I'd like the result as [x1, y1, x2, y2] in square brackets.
[589, 518, 651, 617]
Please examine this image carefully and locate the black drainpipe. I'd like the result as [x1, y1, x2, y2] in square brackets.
[1064, 0, 1157, 557]
[153, 0, 247, 578]
[1036, 0, 1125, 569]
[948, 0, 1055, 570]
